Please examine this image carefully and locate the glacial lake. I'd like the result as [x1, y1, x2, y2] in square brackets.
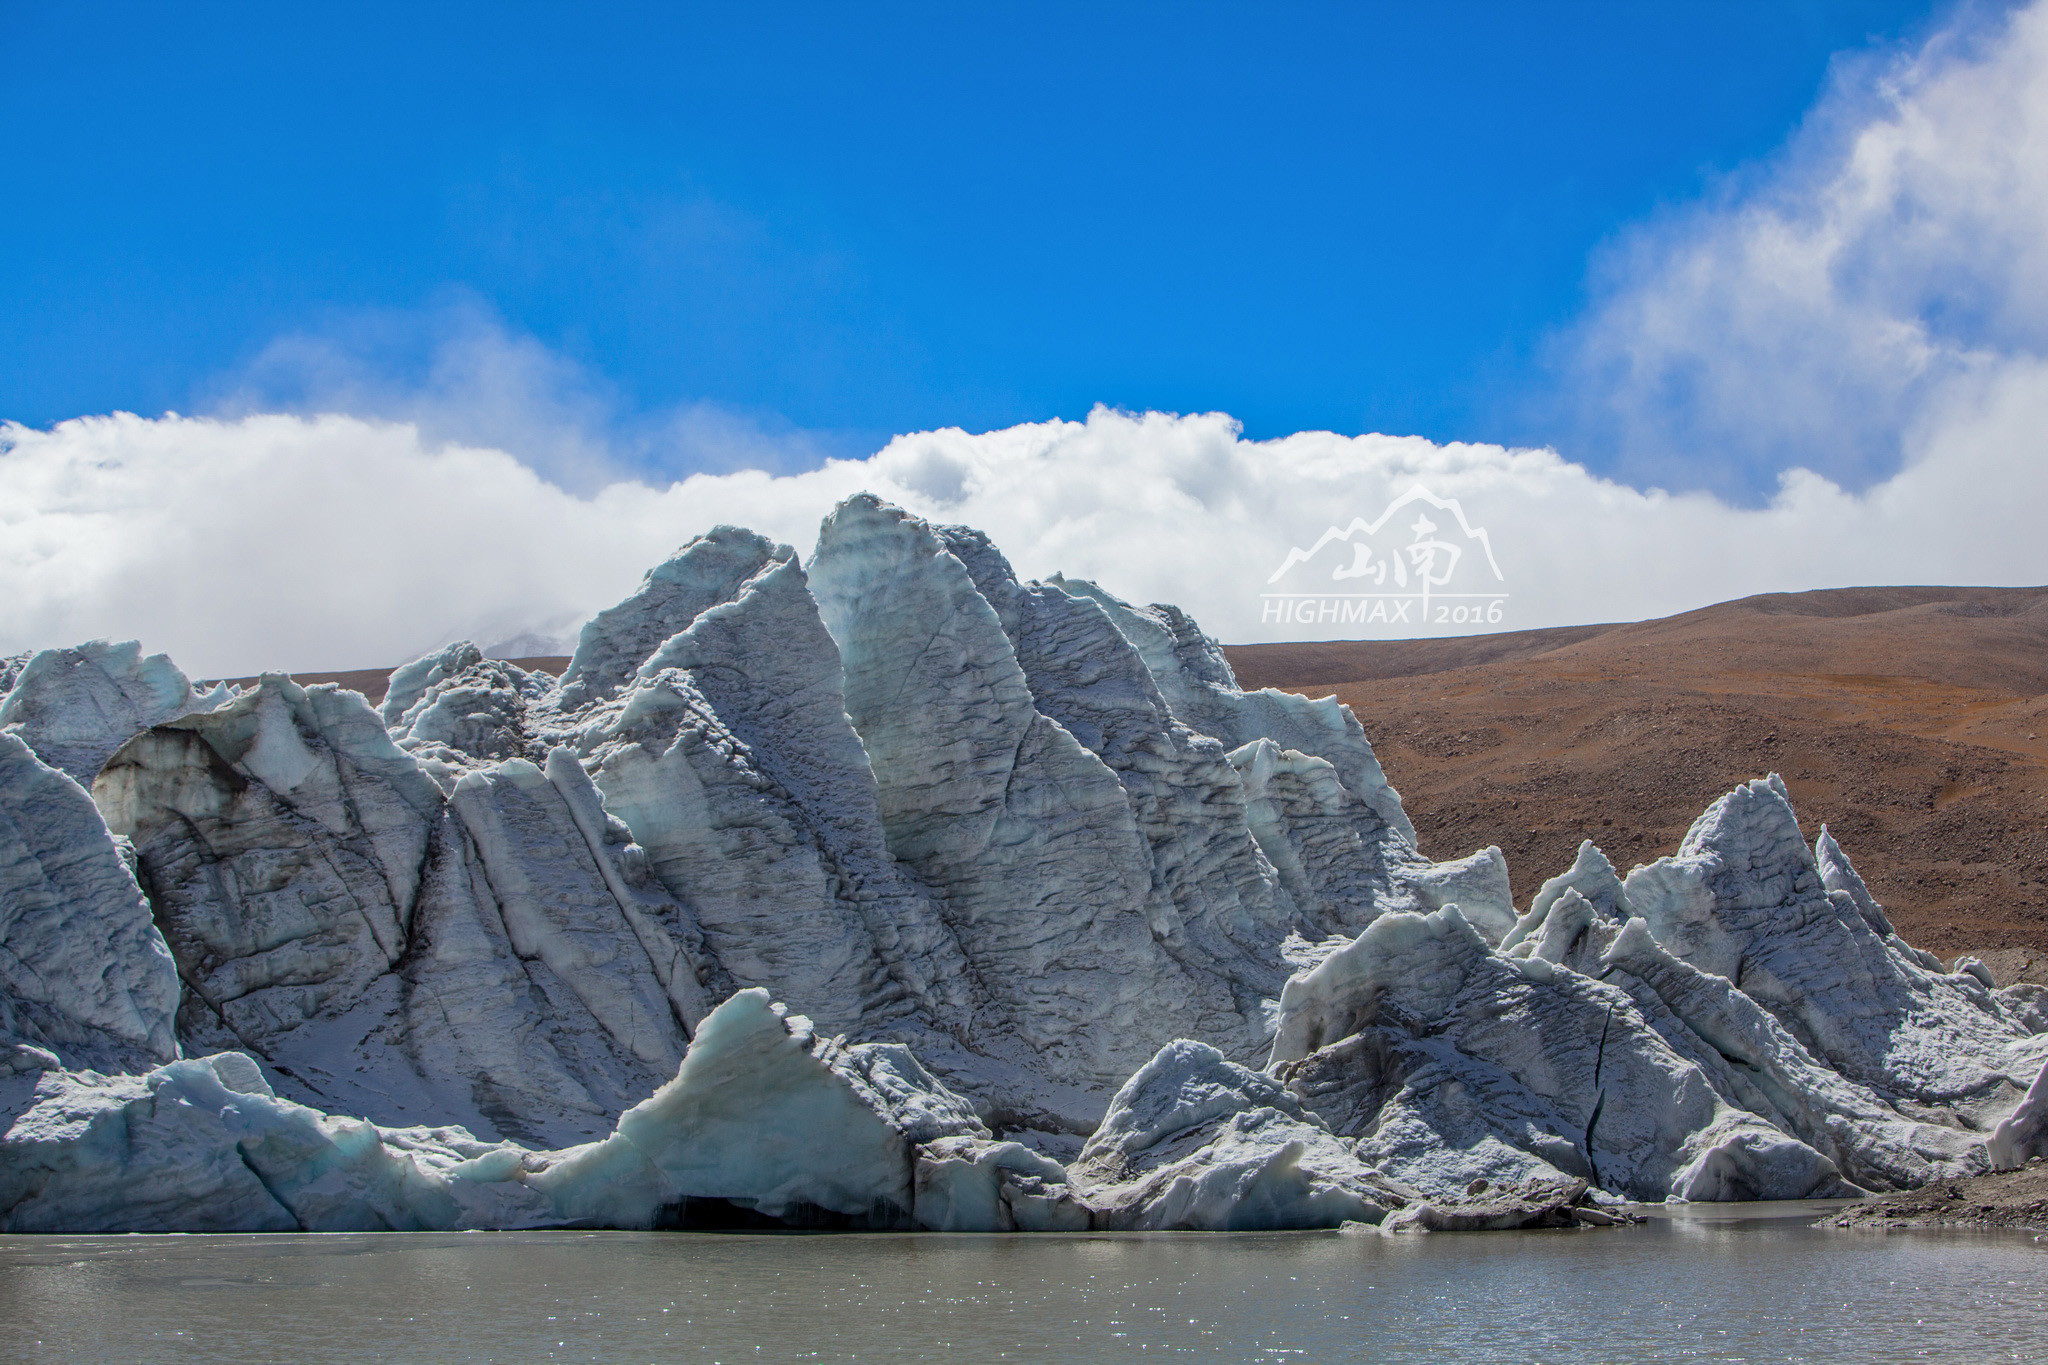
[2, 1204, 2043, 1363]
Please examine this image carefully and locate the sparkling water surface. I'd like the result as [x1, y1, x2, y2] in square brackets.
[2, 1203, 2043, 1363]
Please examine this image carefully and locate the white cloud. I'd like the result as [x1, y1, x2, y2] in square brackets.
[1565, 0, 2048, 494]
[3, 393, 2045, 677]
[4, 3, 2047, 677]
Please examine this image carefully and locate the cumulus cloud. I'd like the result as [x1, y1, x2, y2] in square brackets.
[4, 2, 2047, 676]
[1564, 0, 2048, 495]
[4, 396, 2046, 677]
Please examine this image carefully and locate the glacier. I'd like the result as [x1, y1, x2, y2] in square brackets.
[2, 493, 2044, 1233]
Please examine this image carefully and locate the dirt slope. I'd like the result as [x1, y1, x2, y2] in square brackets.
[1821, 1160, 2048, 1231]
[1226, 585, 2048, 979]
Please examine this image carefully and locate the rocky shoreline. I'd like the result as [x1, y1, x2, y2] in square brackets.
[1821, 1157, 2048, 1232]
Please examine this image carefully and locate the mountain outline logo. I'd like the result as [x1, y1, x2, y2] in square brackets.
[1260, 483, 1508, 629]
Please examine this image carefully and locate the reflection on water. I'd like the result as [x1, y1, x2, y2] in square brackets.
[1, 1204, 2043, 1363]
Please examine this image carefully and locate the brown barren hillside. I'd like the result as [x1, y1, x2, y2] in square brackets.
[1226, 585, 2048, 983]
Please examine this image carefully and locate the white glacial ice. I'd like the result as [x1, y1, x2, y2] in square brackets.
[0, 988, 1075, 1234]
[1, 493, 2043, 1231]
[1069, 1038, 1412, 1230]
[0, 731, 179, 1073]
[1620, 777, 2044, 1116]
[0, 640, 222, 783]
[1269, 906, 1854, 1202]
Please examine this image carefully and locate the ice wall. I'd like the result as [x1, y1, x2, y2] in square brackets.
[1, 493, 2043, 1232]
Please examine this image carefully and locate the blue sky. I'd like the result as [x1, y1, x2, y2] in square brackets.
[1, 1, 1950, 493]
